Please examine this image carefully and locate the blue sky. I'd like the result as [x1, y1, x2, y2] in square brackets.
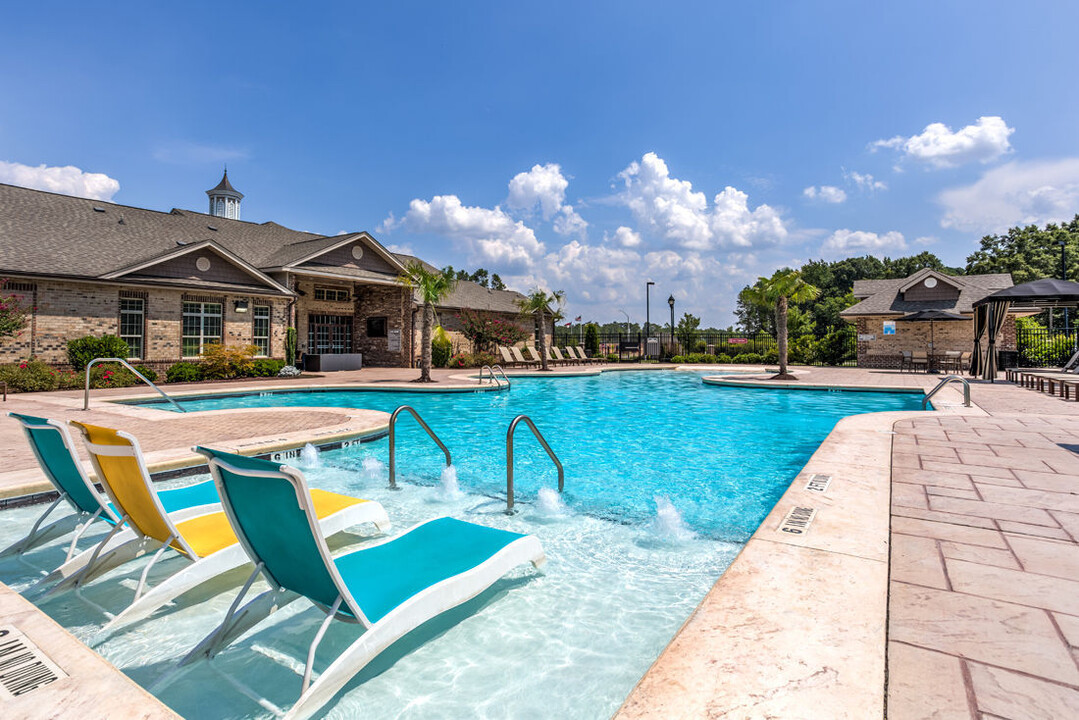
[3, 2, 1079, 326]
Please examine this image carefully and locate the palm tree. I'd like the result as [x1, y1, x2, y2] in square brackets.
[743, 269, 820, 380]
[516, 289, 565, 371]
[397, 261, 456, 382]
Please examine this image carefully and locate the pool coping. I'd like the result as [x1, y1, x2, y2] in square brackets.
[614, 380, 983, 719]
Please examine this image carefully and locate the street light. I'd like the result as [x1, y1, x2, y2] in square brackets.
[1061, 240, 1070, 334]
[668, 294, 675, 358]
[645, 281, 655, 359]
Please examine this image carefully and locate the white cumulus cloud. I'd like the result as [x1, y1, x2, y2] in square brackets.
[610, 226, 642, 248]
[871, 116, 1014, 169]
[381, 194, 543, 269]
[938, 158, 1079, 233]
[618, 152, 788, 250]
[506, 162, 587, 237]
[822, 229, 907, 256]
[843, 169, 887, 193]
[803, 185, 847, 203]
[0, 160, 119, 200]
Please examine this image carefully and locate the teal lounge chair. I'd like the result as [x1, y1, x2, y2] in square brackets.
[175, 446, 545, 720]
[1, 413, 218, 567]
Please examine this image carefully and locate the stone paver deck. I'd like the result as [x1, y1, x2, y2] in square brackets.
[888, 413, 1079, 719]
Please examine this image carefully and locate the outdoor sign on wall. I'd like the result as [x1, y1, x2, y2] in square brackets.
[882, 321, 896, 336]
[858, 334, 876, 341]
[387, 329, 401, 352]
[728, 338, 749, 345]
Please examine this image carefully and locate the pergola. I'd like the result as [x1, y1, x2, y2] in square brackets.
[971, 278, 1079, 381]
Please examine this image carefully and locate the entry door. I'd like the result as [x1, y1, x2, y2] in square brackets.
[308, 314, 353, 354]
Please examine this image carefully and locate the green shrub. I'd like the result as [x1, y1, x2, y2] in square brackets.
[201, 343, 257, 379]
[606, 353, 619, 362]
[716, 353, 732, 364]
[432, 326, 452, 368]
[166, 361, 203, 383]
[66, 334, 130, 372]
[0, 359, 59, 392]
[816, 325, 856, 366]
[762, 348, 779, 364]
[788, 335, 818, 365]
[448, 352, 498, 369]
[1020, 333, 1074, 367]
[133, 364, 158, 383]
[584, 324, 600, 357]
[249, 359, 285, 377]
[735, 352, 763, 364]
[671, 353, 718, 364]
[87, 365, 141, 389]
[285, 327, 297, 366]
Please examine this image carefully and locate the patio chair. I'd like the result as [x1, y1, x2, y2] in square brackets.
[551, 347, 573, 366]
[899, 351, 913, 372]
[942, 350, 962, 373]
[1, 413, 218, 567]
[562, 346, 583, 364]
[910, 350, 929, 373]
[35, 422, 389, 635]
[512, 346, 539, 367]
[172, 447, 545, 720]
[497, 346, 519, 368]
[575, 346, 600, 364]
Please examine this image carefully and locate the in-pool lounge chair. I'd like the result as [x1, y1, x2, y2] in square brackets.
[175, 447, 545, 720]
[35, 422, 389, 635]
[1, 413, 218, 567]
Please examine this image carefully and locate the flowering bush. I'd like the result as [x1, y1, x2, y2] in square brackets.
[0, 280, 29, 344]
[0, 359, 58, 392]
[457, 310, 527, 353]
[448, 352, 498, 369]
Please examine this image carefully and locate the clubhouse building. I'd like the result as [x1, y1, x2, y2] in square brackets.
[0, 173, 533, 370]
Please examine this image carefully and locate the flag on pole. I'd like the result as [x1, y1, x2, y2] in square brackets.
[574, 315, 582, 322]
[564, 322, 572, 327]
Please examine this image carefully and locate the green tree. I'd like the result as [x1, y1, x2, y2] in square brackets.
[491, 273, 506, 291]
[675, 312, 700, 354]
[516, 289, 565, 371]
[966, 216, 1079, 283]
[584, 323, 600, 356]
[742, 269, 820, 380]
[398, 261, 457, 382]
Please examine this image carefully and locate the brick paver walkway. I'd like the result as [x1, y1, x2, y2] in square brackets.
[888, 414, 1079, 719]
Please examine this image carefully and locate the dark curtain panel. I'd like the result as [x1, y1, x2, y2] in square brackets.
[970, 305, 987, 376]
[981, 300, 1011, 382]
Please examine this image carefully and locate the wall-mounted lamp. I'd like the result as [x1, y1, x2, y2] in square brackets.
[233, 300, 250, 313]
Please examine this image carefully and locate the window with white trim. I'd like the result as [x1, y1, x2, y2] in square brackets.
[253, 305, 271, 356]
[119, 298, 145, 359]
[314, 287, 351, 302]
[182, 302, 222, 356]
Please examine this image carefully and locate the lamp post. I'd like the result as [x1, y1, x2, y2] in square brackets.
[668, 294, 676, 359]
[1061, 240, 1069, 334]
[645, 281, 655, 360]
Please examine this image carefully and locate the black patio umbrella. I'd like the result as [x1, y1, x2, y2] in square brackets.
[896, 310, 968, 353]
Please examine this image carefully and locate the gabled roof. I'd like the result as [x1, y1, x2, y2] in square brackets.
[393, 253, 526, 314]
[261, 232, 407, 276]
[100, 239, 291, 295]
[842, 271, 1013, 317]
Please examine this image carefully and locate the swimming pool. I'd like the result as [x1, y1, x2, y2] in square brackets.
[0, 371, 927, 718]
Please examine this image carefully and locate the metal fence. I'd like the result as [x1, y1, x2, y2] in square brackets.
[1016, 328, 1078, 367]
[553, 327, 858, 366]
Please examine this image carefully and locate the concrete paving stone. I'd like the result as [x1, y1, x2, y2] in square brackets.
[996, 520, 1074, 541]
[891, 534, 948, 590]
[895, 468, 978, 490]
[886, 642, 974, 720]
[893, 452, 924, 470]
[956, 451, 1052, 472]
[928, 496, 1057, 527]
[926, 485, 982, 500]
[1052, 612, 1079, 648]
[976, 484, 1079, 514]
[893, 506, 1000, 531]
[1050, 511, 1079, 542]
[940, 541, 1020, 570]
[923, 460, 1018, 480]
[892, 516, 1006, 548]
[1006, 535, 1079, 580]
[945, 558, 1079, 615]
[889, 582, 1079, 686]
[902, 441, 961, 460]
[967, 661, 1079, 720]
[893, 482, 930, 510]
[1013, 468, 1079, 493]
[1044, 456, 1079, 474]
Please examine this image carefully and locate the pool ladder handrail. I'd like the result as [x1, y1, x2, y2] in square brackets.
[506, 414, 564, 514]
[923, 374, 971, 410]
[84, 358, 186, 413]
[388, 405, 452, 489]
[478, 365, 511, 388]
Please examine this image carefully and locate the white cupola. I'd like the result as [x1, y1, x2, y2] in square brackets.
[206, 169, 243, 220]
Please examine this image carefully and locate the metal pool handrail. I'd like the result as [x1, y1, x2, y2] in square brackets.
[923, 374, 971, 410]
[388, 405, 452, 489]
[84, 358, 186, 412]
[491, 364, 510, 387]
[505, 414, 564, 514]
[478, 365, 501, 387]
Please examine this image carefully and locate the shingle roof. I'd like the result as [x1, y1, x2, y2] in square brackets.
[842, 271, 1013, 317]
[206, 170, 243, 198]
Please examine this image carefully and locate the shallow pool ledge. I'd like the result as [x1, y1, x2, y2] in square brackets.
[615, 408, 942, 719]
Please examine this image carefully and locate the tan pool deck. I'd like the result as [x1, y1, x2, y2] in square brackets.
[1, 364, 1077, 718]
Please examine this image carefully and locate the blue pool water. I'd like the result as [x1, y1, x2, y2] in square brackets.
[0, 370, 927, 719]
[135, 370, 925, 542]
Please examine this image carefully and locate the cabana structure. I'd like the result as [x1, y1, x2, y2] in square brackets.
[971, 278, 1079, 381]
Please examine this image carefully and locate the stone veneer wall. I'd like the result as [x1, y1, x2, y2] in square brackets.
[855, 315, 1017, 369]
[292, 279, 412, 367]
[0, 278, 288, 369]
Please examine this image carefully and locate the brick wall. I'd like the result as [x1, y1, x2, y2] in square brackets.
[0, 278, 288, 368]
[855, 314, 1018, 369]
[292, 278, 412, 367]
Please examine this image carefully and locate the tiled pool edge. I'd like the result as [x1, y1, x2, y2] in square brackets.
[615, 397, 983, 719]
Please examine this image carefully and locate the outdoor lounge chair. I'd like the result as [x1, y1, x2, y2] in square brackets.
[514, 346, 539, 366]
[1, 413, 218, 567]
[563, 346, 583, 364]
[551, 347, 574, 366]
[497, 345, 519, 367]
[172, 447, 545, 720]
[575, 345, 600, 364]
[34, 422, 389, 635]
